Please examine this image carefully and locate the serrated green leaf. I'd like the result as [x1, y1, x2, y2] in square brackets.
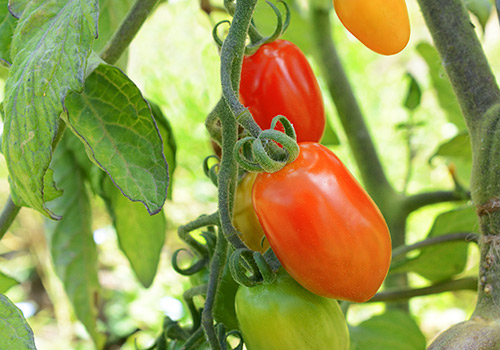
[0, 0, 16, 64]
[45, 136, 105, 348]
[64, 64, 169, 215]
[465, 0, 492, 32]
[149, 101, 176, 199]
[0, 271, 18, 293]
[350, 310, 426, 350]
[102, 177, 166, 288]
[430, 132, 472, 186]
[0, 293, 36, 350]
[392, 206, 477, 282]
[2, 0, 98, 219]
[403, 73, 422, 111]
[416, 42, 466, 130]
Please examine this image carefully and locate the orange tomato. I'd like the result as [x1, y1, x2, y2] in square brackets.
[233, 172, 269, 252]
[333, 0, 410, 55]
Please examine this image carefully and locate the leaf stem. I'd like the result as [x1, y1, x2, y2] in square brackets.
[392, 232, 478, 261]
[99, 0, 160, 65]
[369, 277, 477, 302]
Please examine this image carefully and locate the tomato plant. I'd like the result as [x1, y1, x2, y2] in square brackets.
[252, 142, 391, 302]
[233, 172, 269, 252]
[333, 0, 410, 55]
[235, 269, 350, 350]
[240, 40, 326, 143]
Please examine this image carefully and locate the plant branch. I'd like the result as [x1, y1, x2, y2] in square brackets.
[392, 232, 479, 261]
[416, 0, 500, 126]
[403, 190, 469, 215]
[99, 0, 160, 65]
[369, 277, 477, 302]
[309, 7, 395, 204]
[0, 197, 21, 240]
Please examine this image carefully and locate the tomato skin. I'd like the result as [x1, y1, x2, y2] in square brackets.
[233, 173, 269, 252]
[240, 40, 325, 143]
[333, 0, 410, 55]
[235, 269, 350, 350]
[252, 143, 391, 302]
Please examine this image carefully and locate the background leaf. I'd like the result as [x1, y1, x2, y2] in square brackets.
[404, 73, 422, 111]
[2, 0, 98, 218]
[464, 0, 492, 32]
[102, 176, 166, 288]
[416, 43, 466, 131]
[64, 64, 169, 215]
[350, 310, 426, 350]
[0, 271, 18, 293]
[430, 132, 472, 186]
[45, 134, 105, 348]
[0, 293, 36, 350]
[392, 206, 477, 282]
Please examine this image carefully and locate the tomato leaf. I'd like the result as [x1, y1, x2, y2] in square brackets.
[102, 176, 166, 288]
[392, 206, 476, 282]
[0, 271, 18, 293]
[416, 42, 466, 131]
[430, 132, 472, 187]
[0, 294, 37, 350]
[213, 251, 239, 331]
[0, 0, 16, 65]
[464, 0, 492, 32]
[321, 118, 341, 146]
[350, 310, 426, 350]
[2, 0, 98, 219]
[45, 136, 105, 348]
[64, 64, 169, 215]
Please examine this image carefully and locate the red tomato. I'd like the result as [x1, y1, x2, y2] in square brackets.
[333, 0, 410, 55]
[240, 40, 325, 143]
[252, 143, 391, 302]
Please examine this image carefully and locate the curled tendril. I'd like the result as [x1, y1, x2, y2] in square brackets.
[229, 248, 277, 287]
[234, 115, 299, 173]
[203, 155, 220, 187]
[172, 249, 209, 275]
[245, 0, 291, 55]
[213, 20, 231, 47]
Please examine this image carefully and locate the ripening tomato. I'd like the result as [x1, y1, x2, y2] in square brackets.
[252, 142, 391, 302]
[333, 0, 410, 55]
[233, 172, 269, 252]
[235, 269, 350, 350]
[240, 40, 325, 142]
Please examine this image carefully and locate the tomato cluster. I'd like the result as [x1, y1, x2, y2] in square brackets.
[333, 0, 410, 55]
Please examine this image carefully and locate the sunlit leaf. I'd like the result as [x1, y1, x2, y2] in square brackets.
[464, 0, 492, 32]
[0, 294, 36, 350]
[2, 0, 98, 218]
[64, 64, 169, 215]
[0, 271, 18, 293]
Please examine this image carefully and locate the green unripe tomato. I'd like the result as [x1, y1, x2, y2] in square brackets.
[235, 269, 350, 350]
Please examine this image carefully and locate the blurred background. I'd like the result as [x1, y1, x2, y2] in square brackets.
[1, 0, 500, 348]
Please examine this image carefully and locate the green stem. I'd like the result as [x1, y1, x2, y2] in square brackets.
[417, 0, 500, 321]
[201, 230, 228, 350]
[99, 0, 160, 65]
[370, 277, 477, 302]
[309, 7, 396, 204]
[0, 197, 21, 240]
[403, 190, 469, 215]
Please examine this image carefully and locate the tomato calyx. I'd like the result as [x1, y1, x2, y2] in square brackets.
[234, 114, 299, 173]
